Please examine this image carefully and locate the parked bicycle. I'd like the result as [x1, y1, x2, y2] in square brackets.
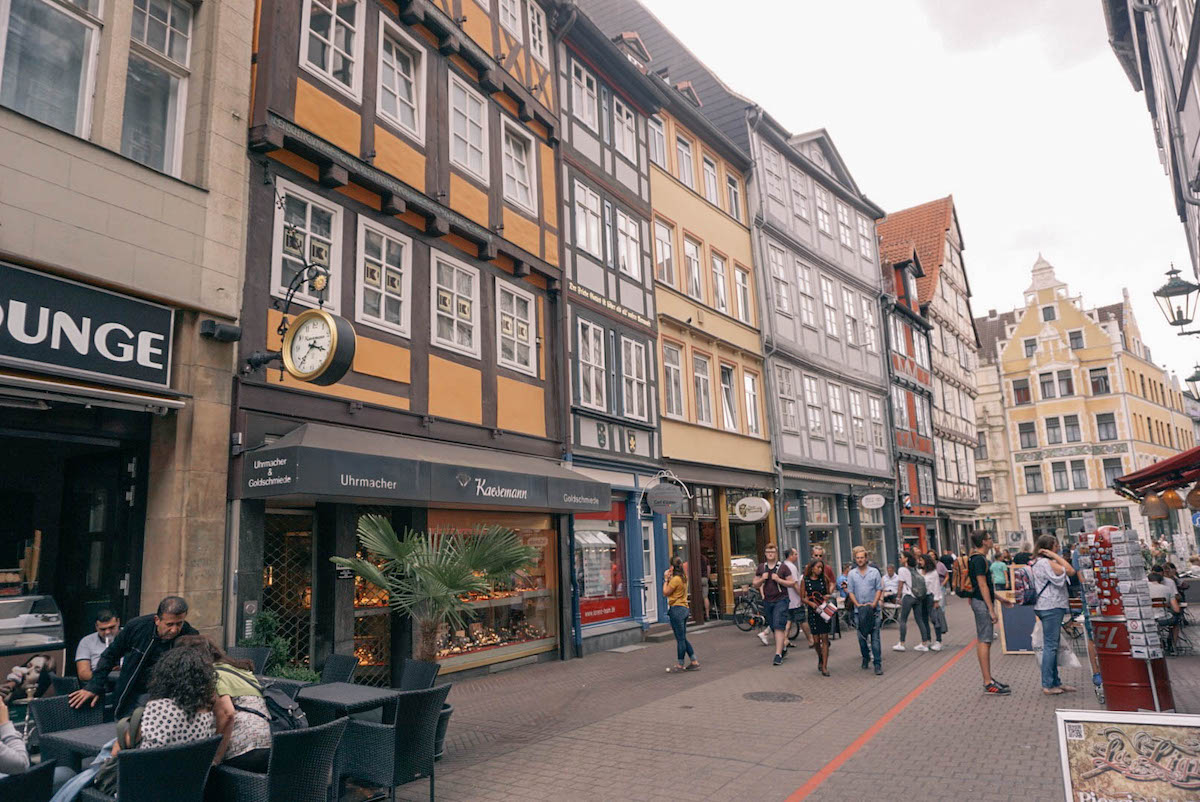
[733, 588, 799, 641]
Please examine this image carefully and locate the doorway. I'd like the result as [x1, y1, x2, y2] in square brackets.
[640, 521, 657, 623]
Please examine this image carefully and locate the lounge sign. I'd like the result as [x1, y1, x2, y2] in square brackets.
[0, 261, 175, 389]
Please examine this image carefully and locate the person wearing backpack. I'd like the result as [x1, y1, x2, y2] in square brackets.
[178, 636, 272, 770]
[1030, 535, 1076, 695]
[893, 552, 931, 652]
[960, 530, 1011, 695]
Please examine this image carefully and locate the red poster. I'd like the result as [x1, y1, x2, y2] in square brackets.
[580, 596, 630, 625]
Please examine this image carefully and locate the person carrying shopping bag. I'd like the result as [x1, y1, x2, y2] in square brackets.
[1031, 534, 1077, 695]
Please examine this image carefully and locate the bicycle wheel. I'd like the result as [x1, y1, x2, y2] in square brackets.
[733, 600, 755, 631]
[787, 617, 801, 642]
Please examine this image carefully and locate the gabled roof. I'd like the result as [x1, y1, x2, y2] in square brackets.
[613, 31, 652, 65]
[788, 129, 861, 197]
[876, 196, 955, 305]
[973, 310, 1018, 365]
[880, 240, 921, 274]
[675, 80, 702, 108]
[1096, 302, 1126, 333]
[555, 3, 668, 113]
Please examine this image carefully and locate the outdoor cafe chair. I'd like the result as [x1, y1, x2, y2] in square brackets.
[51, 675, 81, 696]
[211, 717, 347, 802]
[319, 653, 358, 684]
[397, 658, 441, 691]
[227, 646, 272, 675]
[31, 695, 103, 766]
[78, 735, 222, 802]
[0, 758, 57, 802]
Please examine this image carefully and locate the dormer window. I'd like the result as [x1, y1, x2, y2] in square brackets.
[1042, 306, 1056, 321]
[675, 80, 701, 107]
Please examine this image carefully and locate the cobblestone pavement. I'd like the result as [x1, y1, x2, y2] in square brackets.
[393, 601, 1200, 801]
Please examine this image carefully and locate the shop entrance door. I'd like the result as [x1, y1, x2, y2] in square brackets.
[640, 521, 657, 623]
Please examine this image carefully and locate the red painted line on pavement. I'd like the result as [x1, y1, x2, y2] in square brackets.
[786, 638, 978, 801]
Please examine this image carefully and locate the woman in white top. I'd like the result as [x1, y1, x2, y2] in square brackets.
[1031, 534, 1076, 695]
[919, 553, 945, 650]
[893, 552, 931, 652]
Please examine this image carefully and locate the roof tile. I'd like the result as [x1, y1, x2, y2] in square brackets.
[876, 196, 954, 305]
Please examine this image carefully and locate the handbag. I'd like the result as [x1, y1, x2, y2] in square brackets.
[90, 706, 144, 794]
[818, 601, 837, 621]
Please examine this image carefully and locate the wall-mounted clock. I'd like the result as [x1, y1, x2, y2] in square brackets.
[280, 308, 357, 386]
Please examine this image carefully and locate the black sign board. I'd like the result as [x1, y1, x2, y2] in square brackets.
[0, 261, 175, 389]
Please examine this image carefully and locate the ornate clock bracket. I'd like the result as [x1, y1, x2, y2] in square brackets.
[243, 257, 332, 380]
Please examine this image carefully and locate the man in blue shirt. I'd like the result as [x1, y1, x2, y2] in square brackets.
[846, 546, 884, 675]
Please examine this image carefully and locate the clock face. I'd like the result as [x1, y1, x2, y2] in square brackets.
[288, 315, 333, 376]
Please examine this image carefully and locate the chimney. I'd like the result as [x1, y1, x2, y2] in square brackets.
[988, 309, 997, 319]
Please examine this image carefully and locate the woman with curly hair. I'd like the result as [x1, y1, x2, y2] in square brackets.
[176, 635, 272, 770]
[138, 647, 217, 749]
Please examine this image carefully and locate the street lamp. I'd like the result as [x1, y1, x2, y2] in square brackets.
[1186, 364, 1200, 399]
[1152, 265, 1200, 332]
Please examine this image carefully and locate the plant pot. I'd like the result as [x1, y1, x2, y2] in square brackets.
[433, 703, 453, 761]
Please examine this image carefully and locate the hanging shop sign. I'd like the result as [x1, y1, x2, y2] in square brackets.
[860, 493, 886, 510]
[732, 496, 771, 523]
[280, 308, 356, 386]
[645, 482, 686, 515]
[0, 261, 175, 389]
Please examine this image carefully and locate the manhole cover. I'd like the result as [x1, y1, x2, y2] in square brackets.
[743, 691, 802, 703]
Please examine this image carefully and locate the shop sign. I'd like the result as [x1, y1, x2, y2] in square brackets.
[782, 499, 802, 527]
[645, 482, 685, 514]
[732, 496, 770, 523]
[0, 261, 175, 389]
[1056, 709, 1200, 801]
[861, 493, 886, 510]
[580, 597, 631, 625]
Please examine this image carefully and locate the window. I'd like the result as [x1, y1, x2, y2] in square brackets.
[815, 186, 831, 235]
[498, 0, 522, 39]
[675, 136, 694, 188]
[702, 157, 719, 204]
[653, 220, 674, 284]
[613, 97, 636, 162]
[1096, 412, 1117, 441]
[574, 181, 602, 257]
[616, 209, 640, 279]
[913, 328, 928, 366]
[1024, 338, 1036, 358]
[735, 267, 752, 324]
[1069, 329, 1083, 349]
[768, 246, 791, 315]
[836, 289, 858, 346]
[571, 61, 597, 129]
[892, 386, 908, 429]
[763, 147, 784, 201]
[272, 179, 341, 311]
[856, 214, 874, 259]
[1013, 379, 1031, 405]
[914, 396, 930, 436]
[501, 122, 536, 213]
[975, 431, 988, 460]
[836, 202, 853, 248]
[683, 238, 703, 300]
[804, 375, 823, 437]
[820, 276, 838, 338]
[829, 384, 846, 441]
[1058, 369, 1074, 397]
[1090, 367, 1111, 395]
[301, 0, 363, 98]
[744, 373, 761, 435]
[978, 477, 993, 503]
[1025, 465, 1044, 494]
[431, 254, 479, 357]
[0, 0, 100, 136]
[849, 391, 866, 445]
[378, 21, 424, 141]
[356, 217, 412, 337]
[789, 168, 809, 220]
[710, 253, 728, 313]
[796, 263, 816, 327]
[1046, 417, 1062, 444]
[1064, 414, 1081, 442]
[1042, 306, 1056, 321]
[918, 465, 935, 505]
[1102, 458, 1124, 487]
[869, 397, 885, 447]
[1071, 460, 1088, 489]
[662, 343, 684, 417]
[648, 117, 665, 167]
[1039, 372, 1055, 400]
[621, 338, 647, 421]
[776, 366, 798, 431]
[526, 1, 548, 65]
[1019, 422, 1037, 449]
[494, 278, 537, 375]
[578, 319, 606, 411]
[449, 73, 487, 180]
[726, 176, 742, 221]
[122, 0, 192, 174]
[693, 354, 713, 425]
[719, 364, 738, 430]
[1051, 462, 1068, 492]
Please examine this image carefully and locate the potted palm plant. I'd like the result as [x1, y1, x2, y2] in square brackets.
[331, 514, 537, 758]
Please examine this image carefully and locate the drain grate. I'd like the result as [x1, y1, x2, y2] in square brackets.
[743, 691, 802, 703]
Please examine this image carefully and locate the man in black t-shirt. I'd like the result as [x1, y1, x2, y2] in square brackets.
[753, 543, 795, 667]
[967, 531, 1010, 696]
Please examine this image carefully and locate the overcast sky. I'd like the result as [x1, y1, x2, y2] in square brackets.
[640, 0, 1198, 380]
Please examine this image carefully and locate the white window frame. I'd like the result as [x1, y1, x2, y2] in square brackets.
[621, 337, 648, 421]
[726, 175, 742, 221]
[300, 0, 365, 102]
[684, 237, 703, 300]
[355, 215, 413, 337]
[496, 277, 538, 377]
[797, 261, 816, 327]
[376, 15, 425, 143]
[892, 386, 908, 429]
[648, 116, 666, 167]
[498, 0, 522, 41]
[526, 0, 548, 66]
[768, 245, 791, 315]
[734, 267, 752, 324]
[744, 372, 761, 435]
[861, 295, 878, 352]
[702, 156, 719, 204]
[270, 178, 343, 314]
[820, 275, 838, 338]
[616, 208, 640, 279]
[763, 147, 784, 201]
[613, 96, 637, 162]
[836, 201, 853, 248]
[856, 213, 874, 259]
[829, 383, 846, 442]
[429, 251, 481, 358]
[574, 180, 602, 258]
[448, 71, 488, 182]
[577, 318, 607, 411]
[693, 353, 713, 425]
[654, 219, 674, 285]
[789, 168, 809, 220]
[662, 342, 685, 419]
[711, 252, 728, 314]
[675, 135, 695, 188]
[804, 375, 824, 437]
[869, 397, 885, 448]
[777, 366, 799, 432]
[849, 390, 866, 446]
[842, 288, 859, 347]
[571, 61, 598, 131]
[815, 186, 832, 235]
[500, 117, 537, 214]
[718, 363, 740, 431]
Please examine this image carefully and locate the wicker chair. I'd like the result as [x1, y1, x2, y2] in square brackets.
[319, 653, 357, 684]
[211, 717, 347, 802]
[227, 647, 272, 675]
[30, 695, 103, 765]
[78, 736, 222, 802]
[50, 675, 81, 696]
[0, 759, 57, 802]
[337, 684, 451, 802]
[397, 658, 441, 691]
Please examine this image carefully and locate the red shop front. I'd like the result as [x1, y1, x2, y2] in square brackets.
[574, 499, 632, 630]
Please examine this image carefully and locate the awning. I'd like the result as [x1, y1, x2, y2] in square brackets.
[239, 423, 610, 512]
[0, 371, 185, 415]
[1113, 444, 1200, 499]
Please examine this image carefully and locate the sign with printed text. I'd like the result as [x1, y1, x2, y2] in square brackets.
[732, 496, 771, 523]
[1056, 709, 1200, 802]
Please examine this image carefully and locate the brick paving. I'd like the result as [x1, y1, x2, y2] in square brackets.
[394, 601, 1200, 801]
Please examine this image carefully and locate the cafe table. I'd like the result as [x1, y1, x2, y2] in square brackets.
[295, 682, 407, 725]
[39, 722, 115, 770]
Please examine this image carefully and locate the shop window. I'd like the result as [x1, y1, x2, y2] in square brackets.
[272, 178, 341, 312]
[301, 0, 364, 100]
[260, 512, 315, 670]
[431, 253, 479, 357]
[575, 515, 629, 626]
[693, 486, 716, 517]
[496, 278, 536, 376]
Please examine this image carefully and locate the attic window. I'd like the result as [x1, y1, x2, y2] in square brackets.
[614, 32, 652, 66]
[675, 81, 701, 107]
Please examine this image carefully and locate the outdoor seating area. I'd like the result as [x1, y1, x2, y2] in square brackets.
[10, 657, 452, 802]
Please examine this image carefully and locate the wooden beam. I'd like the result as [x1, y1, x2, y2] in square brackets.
[438, 33, 460, 56]
[248, 124, 283, 153]
[479, 67, 502, 94]
[513, 260, 531, 277]
[397, 0, 426, 25]
[477, 240, 498, 261]
[381, 192, 406, 216]
[318, 162, 349, 188]
[425, 214, 450, 237]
